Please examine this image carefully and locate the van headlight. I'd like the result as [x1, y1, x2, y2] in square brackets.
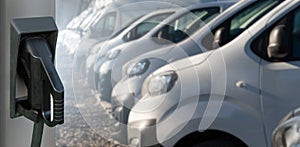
[146, 71, 178, 96]
[127, 59, 150, 77]
[273, 116, 300, 147]
[106, 49, 121, 60]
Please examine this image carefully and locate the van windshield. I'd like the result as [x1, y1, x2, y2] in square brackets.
[204, 0, 283, 50]
[156, 7, 220, 44]
[125, 12, 174, 41]
[229, 0, 282, 37]
[66, 8, 93, 30]
[109, 15, 145, 39]
[91, 12, 117, 38]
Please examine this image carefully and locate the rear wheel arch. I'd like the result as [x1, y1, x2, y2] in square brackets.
[174, 130, 248, 147]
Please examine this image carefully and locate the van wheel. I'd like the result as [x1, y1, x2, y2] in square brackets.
[192, 139, 246, 147]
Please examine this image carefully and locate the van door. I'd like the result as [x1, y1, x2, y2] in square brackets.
[259, 6, 300, 145]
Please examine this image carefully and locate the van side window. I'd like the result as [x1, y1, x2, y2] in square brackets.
[203, 0, 282, 50]
[251, 7, 300, 62]
[92, 12, 117, 38]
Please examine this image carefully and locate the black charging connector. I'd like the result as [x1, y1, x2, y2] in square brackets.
[10, 17, 64, 147]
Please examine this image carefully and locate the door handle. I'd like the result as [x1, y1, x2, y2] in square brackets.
[236, 81, 247, 88]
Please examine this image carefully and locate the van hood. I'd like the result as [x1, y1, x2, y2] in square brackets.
[109, 37, 167, 56]
[152, 50, 214, 75]
[129, 37, 202, 64]
[76, 37, 108, 56]
[133, 44, 176, 61]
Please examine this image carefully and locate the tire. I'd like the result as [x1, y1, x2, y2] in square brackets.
[192, 139, 246, 147]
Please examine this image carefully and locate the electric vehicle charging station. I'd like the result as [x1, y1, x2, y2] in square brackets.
[0, 0, 60, 147]
[10, 17, 64, 146]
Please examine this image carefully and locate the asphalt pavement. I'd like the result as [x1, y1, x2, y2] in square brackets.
[55, 46, 124, 147]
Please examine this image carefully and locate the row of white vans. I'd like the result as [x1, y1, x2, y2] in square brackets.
[61, 0, 300, 146]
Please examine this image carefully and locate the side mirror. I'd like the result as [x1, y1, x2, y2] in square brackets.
[152, 26, 171, 44]
[213, 27, 228, 49]
[89, 25, 95, 32]
[88, 26, 98, 38]
[157, 25, 169, 40]
[172, 30, 188, 43]
[124, 31, 133, 41]
[267, 25, 290, 60]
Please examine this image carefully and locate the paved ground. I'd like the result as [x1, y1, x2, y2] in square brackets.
[55, 47, 124, 147]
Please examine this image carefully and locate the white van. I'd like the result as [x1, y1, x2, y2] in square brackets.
[66, 0, 179, 59]
[127, 0, 300, 146]
[96, 1, 235, 102]
[111, 0, 282, 144]
[82, 9, 176, 89]
[111, 1, 275, 124]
